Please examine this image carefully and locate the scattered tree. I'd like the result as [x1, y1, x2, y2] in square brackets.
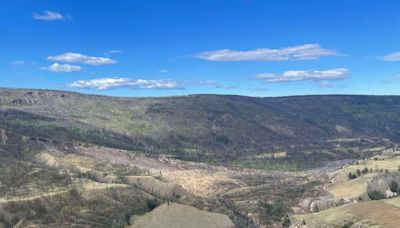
[368, 190, 385, 200]
[282, 215, 291, 227]
[356, 169, 361, 177]
[389, 180, 398, 193]
[348, 172, 357, 179]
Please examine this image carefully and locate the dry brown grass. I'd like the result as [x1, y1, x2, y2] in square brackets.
[128, 203, 234, 228]
[163, 169, 245, 197]
[350, 201, 400, 228]
[293, 199, 400, 228]
[35, 150, 95, 172]
[0, 179, 128, 204]
[327, 173, 373, 198]
[326, 156, 400, 198]
[251, 151, 288, 159]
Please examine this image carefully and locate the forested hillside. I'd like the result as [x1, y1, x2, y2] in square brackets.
[1, 88, 399, 169]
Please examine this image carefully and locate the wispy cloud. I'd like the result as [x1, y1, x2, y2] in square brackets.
[33, 11, 64, 21]
[319, 81, 334, 88]
[10, 60, 36, 67]
[214, 85, 238, 90]
[249, 88, 268, 92]
[188, 80, 237, 90]
[190, 80, 219, 86]
[382, 52, 400, 61]
[381, 74, 400, 84]
[10, 60, 27, 66]
[196, 44, 340, 62]
[41, 63, 82, 72]
[69, 78, 182, 90]
[108, 50, 122, 54]
[256, 68, 348, 83]
[104, 50, 122, 56]
[47, 52, 116, 66]
[158, 69, 168, 73]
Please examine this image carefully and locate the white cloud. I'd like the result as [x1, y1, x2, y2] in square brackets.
[159, 69, 168, 73]
[47, 52, 116, 66]
[256, 68, 348, 83]
[41, 63, 82, 72]
[69, 78, 182, 90]
[68, 78, 238, 91]
[33, 11, 64, 21]
[382, 52, 400, 61]
[196, 44, 339, 62]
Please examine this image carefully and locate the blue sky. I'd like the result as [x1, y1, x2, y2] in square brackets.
[1, 0, 400, 97]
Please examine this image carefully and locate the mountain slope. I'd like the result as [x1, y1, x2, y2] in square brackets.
[1, 88, 399, 168]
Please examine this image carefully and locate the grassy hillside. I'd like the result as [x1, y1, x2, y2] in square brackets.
[293, 195, 400, 228]
[1, 88, 400, 168]
[128, 203, 235, 228]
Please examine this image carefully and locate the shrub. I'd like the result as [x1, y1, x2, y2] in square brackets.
[259, 200, 286, 224]
[348, 172, 357, 179]
[215, 135, 230, 144]
[147, 198, 159, 210]
[368, 190, 385, 200]
[389, 180, 398, 193]
[282, 216, 291, 227]
[341, 222, 354, 228]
